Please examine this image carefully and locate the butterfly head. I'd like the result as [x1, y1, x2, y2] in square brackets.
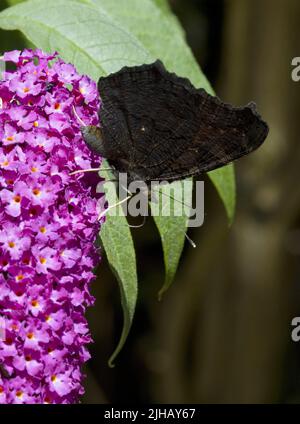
[81, 125, 106, 157]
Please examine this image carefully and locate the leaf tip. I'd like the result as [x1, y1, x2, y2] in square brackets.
[157, 276, 171, 301]
[108, 358, 116, 368]
[157, 290, 164, 302]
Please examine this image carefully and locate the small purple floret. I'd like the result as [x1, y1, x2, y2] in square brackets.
[0, 49, 103, 404]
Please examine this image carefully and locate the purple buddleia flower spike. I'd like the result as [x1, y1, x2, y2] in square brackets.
[0, 49, 103, 404]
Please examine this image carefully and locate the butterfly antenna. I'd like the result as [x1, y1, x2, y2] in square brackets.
[98, 194, 132, 220]
[185, 232, 197, 248]
[151, 186, 193, 210]
[120, 184, 133, 196]
[151, 187, 197, 248]
[72, 105, 86, 127]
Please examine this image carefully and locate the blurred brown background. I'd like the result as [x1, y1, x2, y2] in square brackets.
[2, 0, 300, 404]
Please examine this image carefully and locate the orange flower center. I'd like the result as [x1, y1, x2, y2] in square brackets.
[39, 257, 46, 264]
[32, 188, 41, 196]
[8, 241, 15, 248]
[14, 195, 21, 203]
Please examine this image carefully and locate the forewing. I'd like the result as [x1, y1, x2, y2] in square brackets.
[98, 61, 268, 181]
[98, 61, 198, 175]
[155, 97, 269, 181]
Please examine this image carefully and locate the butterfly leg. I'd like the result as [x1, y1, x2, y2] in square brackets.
[70, 164, 115, 176]
[98, 194, 132, 220]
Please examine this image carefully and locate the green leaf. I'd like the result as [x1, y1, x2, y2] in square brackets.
[151, 0, 171, 14]
[86, 0, 212, 92]
[209, 164, 236, 225]
[6, 0, 24, 5]
[150, 180, 193, 300]
[99, 161, 137, 367]
[0, 0, 151, 79]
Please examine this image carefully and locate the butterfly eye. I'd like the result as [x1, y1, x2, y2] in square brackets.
[81, 126, 105, 156]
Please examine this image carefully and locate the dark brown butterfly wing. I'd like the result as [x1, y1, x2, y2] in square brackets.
[96, 60, 268, 182]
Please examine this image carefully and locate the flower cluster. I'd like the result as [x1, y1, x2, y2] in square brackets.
[0, 49, 103, 403]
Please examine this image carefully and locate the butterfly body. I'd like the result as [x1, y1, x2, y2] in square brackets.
[81, 60, 269, 184]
